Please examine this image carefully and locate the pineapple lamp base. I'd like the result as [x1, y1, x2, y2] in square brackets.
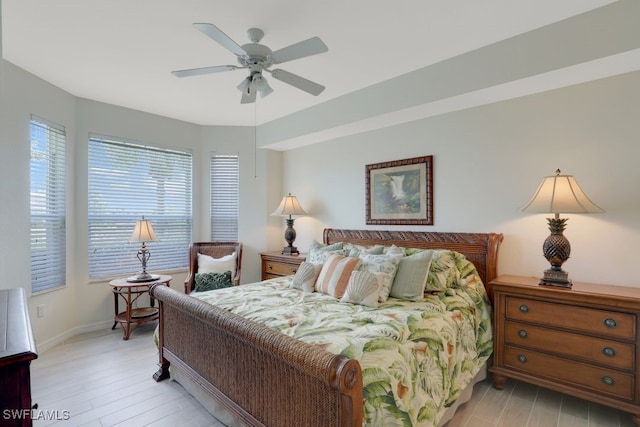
[539, 217, 572, 288]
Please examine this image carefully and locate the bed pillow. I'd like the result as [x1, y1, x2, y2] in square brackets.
[315, 253, 361, 298]
[383, 244, 406, 256]
[344, 243, 384, 257]
[197, 252, 237, 281]
[307, 240, 344, 264]
[289, 262, 322, 293]
[426, 250, 461, 292]
[389, 249, 434, 300]
[341, 270, 380, 308]
[194, 271, 233, 292]
[358, 253, 402, 302]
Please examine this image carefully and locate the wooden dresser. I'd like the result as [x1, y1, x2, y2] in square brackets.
[260, 252, 306, 280]
[0, 288, 38, 427]
[489, 275, 640, 425]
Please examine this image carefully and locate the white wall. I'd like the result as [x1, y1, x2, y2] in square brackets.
[0, 61, 275, 349]
[285, 71, 640, 288]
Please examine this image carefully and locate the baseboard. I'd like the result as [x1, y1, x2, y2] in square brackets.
[35, 319, 114, 353]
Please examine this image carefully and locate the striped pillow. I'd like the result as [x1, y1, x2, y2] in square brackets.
[315, 254, 362, 298]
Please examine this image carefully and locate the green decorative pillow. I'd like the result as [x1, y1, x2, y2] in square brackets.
[307, 240, 344, 264]
[390, 249, 434, 300]
[194, 271, 233, 292]
[425, 250, 461, 292]
[344, 243, 384, 257]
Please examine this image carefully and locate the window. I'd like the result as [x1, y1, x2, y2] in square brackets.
[88, 135, 192, 279]
[30, 115, 66, 293]
[210, 154, 239, 241]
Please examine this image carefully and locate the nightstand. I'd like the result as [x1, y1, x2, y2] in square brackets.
[260, 252, 306, 280]
[109, 275, 171, 340]
[489, 275, 640, 425]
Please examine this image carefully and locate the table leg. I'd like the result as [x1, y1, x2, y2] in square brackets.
[111, 289, 118, 330]
[123, 288, 133, 340]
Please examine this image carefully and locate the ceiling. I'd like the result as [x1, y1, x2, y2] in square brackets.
[0, 0, 623, 127]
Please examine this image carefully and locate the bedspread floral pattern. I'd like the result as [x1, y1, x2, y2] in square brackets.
[192, 255, 493, 427]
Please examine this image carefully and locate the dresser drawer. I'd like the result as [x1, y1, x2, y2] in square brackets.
[505, 321, 635, 370]
[506, 296, 636, 340]
[262, 260, 300, 276]
[504, 346, 634, 401]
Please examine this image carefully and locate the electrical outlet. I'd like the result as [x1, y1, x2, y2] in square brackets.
[37, 304, 45, 318]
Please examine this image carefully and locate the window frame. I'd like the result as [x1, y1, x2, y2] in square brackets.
[210, 153, 239, 241]
[87, 134, 193, 280]
[30, 115, 67, 293]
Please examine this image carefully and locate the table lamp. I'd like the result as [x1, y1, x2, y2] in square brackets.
[521, 169, 604, 287]
[127, 216, 159, 282]
[271, 193, 307, 255]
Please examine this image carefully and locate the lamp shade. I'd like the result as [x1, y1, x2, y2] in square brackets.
[129, 217, 157, 243]
[271, 194, 308, 217]
[521, 169, 604, 214]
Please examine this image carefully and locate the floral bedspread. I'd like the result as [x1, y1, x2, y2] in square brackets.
[192, 271, 493, 426]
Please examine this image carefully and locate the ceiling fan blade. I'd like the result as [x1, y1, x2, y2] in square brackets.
[193, 23, 247, 57]
[240, 89, 256, 104]
[270, 37, 328, 64]
[270, 69, 325, 96]
[171, 65, 239, 78]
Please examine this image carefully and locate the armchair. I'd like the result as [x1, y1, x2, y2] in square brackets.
[184, 241, 243, 293]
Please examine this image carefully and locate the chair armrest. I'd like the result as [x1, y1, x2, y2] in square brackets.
[184, 273, 194, 294]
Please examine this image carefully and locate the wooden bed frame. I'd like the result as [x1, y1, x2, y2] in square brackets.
[151, 229, 503, 427]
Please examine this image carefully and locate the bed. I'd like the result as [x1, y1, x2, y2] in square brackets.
[151, 229, 503, 426]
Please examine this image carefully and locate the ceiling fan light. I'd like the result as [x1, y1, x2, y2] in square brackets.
[237, 77, 251, 93]
[259, 84, 273, 98]
[251, 73, 267, 90]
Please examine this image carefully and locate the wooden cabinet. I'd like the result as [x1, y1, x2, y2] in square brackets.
[260, 252, 306, 280]
[489, 275, 640, 425]
[0, 288, 38, 427]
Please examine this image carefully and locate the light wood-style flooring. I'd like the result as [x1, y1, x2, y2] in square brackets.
[30, 324, 635, 426]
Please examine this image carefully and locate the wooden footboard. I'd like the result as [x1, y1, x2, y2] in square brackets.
[150, 283, 363, 427]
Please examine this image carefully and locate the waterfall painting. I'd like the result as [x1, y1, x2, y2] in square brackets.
[366, 156, 433, 225]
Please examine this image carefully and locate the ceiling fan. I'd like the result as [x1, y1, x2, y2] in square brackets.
[172, 23, 328, 104]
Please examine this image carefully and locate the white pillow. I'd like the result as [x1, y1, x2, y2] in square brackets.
[341, 270, 380, 308]
[197, 252, 237, 281]
[289, 262, 322, 293]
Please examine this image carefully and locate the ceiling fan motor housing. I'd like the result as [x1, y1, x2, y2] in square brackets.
[238, 42, 273, 69]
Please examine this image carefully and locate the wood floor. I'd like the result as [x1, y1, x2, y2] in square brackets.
[30, 324, 635, 427]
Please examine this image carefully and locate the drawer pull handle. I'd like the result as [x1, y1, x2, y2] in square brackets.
[292, 268, 297, 274]
[518, 329, 528, 339]
[518, 355, 527, 363]
[603, 318, 617, 328]
[518, 304, 529, 313]
[601, 376, 615, 386]
[268, 264, 273, 270]
[602, 347, 616, 357]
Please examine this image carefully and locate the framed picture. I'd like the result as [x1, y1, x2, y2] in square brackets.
[366, 155, 433, 225]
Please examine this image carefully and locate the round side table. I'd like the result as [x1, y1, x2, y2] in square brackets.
[108, 275, 171, 340]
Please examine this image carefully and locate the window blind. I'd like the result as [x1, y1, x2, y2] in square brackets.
[88, 136, 192, 279]
[210, 154, 239, 241]
[30, 115, 66, 293]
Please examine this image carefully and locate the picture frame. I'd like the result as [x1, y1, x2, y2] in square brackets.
[366, 155, 433, 225]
